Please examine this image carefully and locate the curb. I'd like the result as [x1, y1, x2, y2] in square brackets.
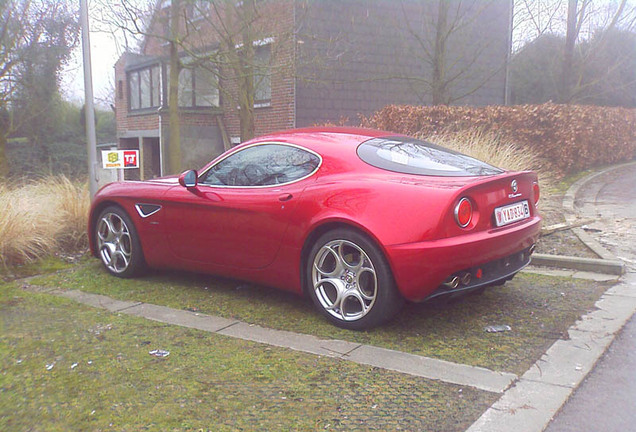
[531, 253, 625, 276]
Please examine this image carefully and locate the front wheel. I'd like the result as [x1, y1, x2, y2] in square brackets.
[307, 229, 404, 330]
[95, 206, 146, 278]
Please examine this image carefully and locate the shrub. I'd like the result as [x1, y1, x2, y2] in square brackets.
[361, 103, 636, 177]
[0, 176, 89, 268]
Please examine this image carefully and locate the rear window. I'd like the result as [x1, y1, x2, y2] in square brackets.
[357, 137, 503, 177]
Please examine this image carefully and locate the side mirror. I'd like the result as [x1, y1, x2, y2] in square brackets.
[178, 170, 198, 188]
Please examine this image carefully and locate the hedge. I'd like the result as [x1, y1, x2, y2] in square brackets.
[360, 103, 636, 177]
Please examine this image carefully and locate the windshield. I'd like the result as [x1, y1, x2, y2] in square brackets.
[357, 136, 503, 177]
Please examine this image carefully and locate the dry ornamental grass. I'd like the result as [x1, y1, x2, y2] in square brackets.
[0, 176, 90, 268]
[424, 129, 554, 192]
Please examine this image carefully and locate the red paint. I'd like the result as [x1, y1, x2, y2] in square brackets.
[89, 127, 542, 301]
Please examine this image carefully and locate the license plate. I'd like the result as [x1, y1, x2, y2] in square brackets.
[494, 200, 530, 227]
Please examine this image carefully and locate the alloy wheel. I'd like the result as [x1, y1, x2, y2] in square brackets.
[311, 239, 378, 322]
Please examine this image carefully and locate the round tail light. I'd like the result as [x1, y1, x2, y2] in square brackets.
[454, 197, 473, 228]
[533, 182, 540, 205]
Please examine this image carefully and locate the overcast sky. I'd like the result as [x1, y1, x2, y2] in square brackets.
[62, 30, 119, 107]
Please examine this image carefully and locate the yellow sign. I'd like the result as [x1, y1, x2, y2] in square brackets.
[101, 150, 139, 169]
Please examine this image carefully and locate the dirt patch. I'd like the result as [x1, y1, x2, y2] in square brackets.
[536, 193, 598, 258]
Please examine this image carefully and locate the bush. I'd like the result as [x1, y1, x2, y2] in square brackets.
[361, 103, 636, 177]
[0, 176, 89, 268]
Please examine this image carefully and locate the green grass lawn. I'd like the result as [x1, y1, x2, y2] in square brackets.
[1, 281, 495, 431]
[31, 260, 610, 375]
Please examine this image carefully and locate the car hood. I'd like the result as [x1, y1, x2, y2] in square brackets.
[146, 175, 179, 184]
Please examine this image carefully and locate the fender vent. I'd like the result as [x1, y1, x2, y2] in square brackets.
[135, 203, 162, 218]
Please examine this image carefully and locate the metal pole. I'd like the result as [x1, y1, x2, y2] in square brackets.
[80, 0, 99, 199]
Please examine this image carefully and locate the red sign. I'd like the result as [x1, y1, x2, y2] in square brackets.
[123, 151, 138, 168]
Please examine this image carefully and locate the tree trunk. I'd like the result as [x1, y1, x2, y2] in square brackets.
[560, 0, 578, 103]
[0, 133, 8, 178]
[167, 0, 182, 174]
[238, 0, 256, 142]
[432, 0, 449, 105]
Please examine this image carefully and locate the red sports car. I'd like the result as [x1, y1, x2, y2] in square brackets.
[89, 127, 541, 329]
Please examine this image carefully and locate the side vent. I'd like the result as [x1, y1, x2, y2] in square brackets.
[135, 203, 162, 218]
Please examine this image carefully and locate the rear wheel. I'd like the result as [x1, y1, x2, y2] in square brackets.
[307, 228, 403, 330]
[95, 206, 145, 278]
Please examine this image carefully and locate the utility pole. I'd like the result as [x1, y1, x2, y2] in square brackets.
[80, 0, 99, 199]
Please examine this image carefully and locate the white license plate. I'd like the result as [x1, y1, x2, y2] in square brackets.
[494, 200, 530, 227]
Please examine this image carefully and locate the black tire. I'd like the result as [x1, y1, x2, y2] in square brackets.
[306, 228, 404, 330]
[95, 206, 146, 278]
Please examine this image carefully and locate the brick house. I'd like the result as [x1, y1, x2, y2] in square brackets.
[115, 0, 513, 179]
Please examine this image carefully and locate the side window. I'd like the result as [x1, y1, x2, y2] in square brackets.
[201, 144, 320, 187]
[253, 45, 271, 105]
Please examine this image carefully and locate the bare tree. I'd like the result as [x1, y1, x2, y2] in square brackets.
[0, 0, 79, 177]
[399, 0, 510, 105]
[0, 1, 30, 177]
[513, 0, 635, 105]
[94, 0, 293, 173]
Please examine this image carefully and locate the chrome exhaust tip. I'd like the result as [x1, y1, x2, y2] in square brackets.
[460, 272, 472, 286]
[443, 276, 460, 290]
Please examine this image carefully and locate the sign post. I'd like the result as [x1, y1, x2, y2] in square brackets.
[80, 0, 98, 199]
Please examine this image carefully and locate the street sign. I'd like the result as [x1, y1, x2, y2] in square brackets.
[102, 150, 139, 169]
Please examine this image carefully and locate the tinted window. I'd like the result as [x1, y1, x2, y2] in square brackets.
[201, 144, 321, 187]
[357, 137, 503, 177]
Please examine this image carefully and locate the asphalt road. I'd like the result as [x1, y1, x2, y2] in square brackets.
[545, 162, 636, 432]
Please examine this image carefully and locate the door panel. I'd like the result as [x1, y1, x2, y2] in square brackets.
[162, 184, 304, 270]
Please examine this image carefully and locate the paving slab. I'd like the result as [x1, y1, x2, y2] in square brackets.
[345, 345, 516, 393]
[569, 270, 620, 282]
[522, 331, 613, 388]
[531, 253, 624, 275]
[122, 303, 239, 333]
[217, 322, 361, 358]
[466, 380, 573, 432]
[571, 293, 636, 333]
[522, 267, 619, 281]
[56, 289, 141, 312]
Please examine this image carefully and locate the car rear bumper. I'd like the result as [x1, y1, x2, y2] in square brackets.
[385, 216, 542, 302]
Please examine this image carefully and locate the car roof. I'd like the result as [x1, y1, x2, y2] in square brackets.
[249, 127, 400, 159]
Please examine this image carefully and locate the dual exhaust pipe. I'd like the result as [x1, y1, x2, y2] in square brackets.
[442, 244, 536, 290]
[443, 272, 472, 290]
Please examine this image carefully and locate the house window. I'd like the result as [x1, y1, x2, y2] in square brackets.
[128, 65, 162, 111]
[151, 67, 161, 107]
[178, 64, 220, 108]
[129, 72, 139, 109]
[178, 68, 194, 107]
[254, 45, 271, 106]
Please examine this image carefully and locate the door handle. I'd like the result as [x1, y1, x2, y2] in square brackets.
[278, 193, 293, 202]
